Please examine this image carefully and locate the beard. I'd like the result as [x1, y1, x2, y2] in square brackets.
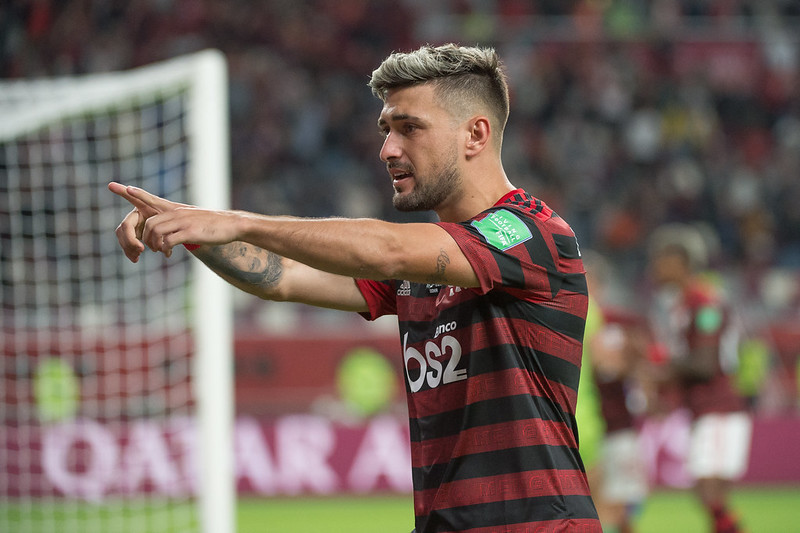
[392, 149, 461, 212]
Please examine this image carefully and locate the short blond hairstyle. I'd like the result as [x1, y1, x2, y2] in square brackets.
[369, 44, 510, 146]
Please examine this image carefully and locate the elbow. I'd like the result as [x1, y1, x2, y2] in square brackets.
[252, 256, 293, 301]
[362, 238, 408, 280]
[225, 276, 287, 302]
[255, 283, 290, 302]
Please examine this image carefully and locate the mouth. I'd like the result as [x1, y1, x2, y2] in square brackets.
[388, 165, 415, 191]
[392, 173, 414, 189]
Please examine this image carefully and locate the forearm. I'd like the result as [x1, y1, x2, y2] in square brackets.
[192, 241, 284, 299]
[672, 346, 717, 381]
[109, 182, 447, 291]
[189, 239, 370, 312]
[124, 196, 476, 287]
[235, 213, 414, 282]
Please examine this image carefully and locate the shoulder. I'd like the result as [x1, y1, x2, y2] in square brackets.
[684, 277, 725, 308]
[497, 192, 576, 237]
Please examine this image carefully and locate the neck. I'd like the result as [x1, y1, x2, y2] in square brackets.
[434, 165, 515, 222]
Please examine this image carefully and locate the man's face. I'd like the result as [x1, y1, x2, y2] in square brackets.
[377, 84, 463, 212]
[650, 248, 689, 287]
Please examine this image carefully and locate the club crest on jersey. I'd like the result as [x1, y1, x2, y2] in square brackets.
[471, 209, 532, 251]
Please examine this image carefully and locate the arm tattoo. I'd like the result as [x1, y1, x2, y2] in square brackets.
[195, 242, 283, 290]
[426, 248, 450, 284]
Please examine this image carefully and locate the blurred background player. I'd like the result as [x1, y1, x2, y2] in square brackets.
[647, 224, 752, 533]
[578, 250, 650, 533]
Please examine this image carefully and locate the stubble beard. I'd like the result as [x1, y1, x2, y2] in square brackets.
[392, 150, 461, 212]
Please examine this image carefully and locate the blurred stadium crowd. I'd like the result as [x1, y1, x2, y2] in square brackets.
[2, 1, 798, 333]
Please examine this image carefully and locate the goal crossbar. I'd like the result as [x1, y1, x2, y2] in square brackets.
[0, 50, 222, 142]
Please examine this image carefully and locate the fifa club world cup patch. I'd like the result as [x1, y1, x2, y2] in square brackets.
[695, 305, 723, 333]
[471, 209, 533, 251]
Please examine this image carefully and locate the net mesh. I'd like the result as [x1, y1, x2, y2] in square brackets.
[1, 84, 202, 532]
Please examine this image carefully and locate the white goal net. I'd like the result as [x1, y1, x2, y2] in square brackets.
[0, 50, 234, 533]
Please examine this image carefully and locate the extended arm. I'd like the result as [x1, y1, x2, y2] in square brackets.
[109, 183, 369, 311]
[109, 182, 479, 309]
[191, 242, 370, 312]
[229, 212, 475, 286]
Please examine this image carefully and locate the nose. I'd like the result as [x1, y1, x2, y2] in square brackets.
[379, 131, 401, 162]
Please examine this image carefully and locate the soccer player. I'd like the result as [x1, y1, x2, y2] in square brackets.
[110, 44, 601, 532]
[647, 224, 751, 533]
[579, 250, 649, 533]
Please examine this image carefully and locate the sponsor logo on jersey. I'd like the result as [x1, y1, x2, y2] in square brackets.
[403, 330, 467, 393]
[397, 280, 411, 296]
[434, 320, 457, 339]
[426, 284, 441, 294]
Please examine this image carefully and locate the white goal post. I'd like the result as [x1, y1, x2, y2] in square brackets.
[0, 50, 234, 533]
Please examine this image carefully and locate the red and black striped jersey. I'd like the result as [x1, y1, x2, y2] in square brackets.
[356, 189, 600, 532]
[651, 278, 746, 417]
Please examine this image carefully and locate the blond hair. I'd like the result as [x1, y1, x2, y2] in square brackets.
[369, 44, 510, 146]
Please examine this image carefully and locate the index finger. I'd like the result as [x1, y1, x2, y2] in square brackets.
[108, 182, 175, 215]
[108, 182, 153, 212]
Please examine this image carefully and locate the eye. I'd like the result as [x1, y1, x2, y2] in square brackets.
[402, 123, 418, 135]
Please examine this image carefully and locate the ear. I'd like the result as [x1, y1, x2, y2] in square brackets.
[464, 116, 491, 159]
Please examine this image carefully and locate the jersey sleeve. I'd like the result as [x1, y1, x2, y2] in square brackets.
[437, 207, 585, 298]
[685, 284, 731, 355]
[354, 278, 397, 320]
